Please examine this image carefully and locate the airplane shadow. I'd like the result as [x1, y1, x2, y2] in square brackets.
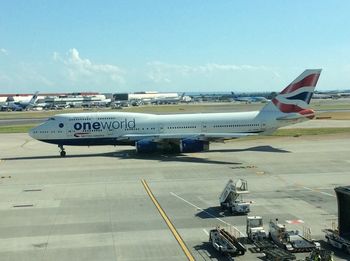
[206, 145, 290, 153]
[1, 152, 119, 161]
[195, 206, 227, 219]
[193, 242, 225, 260]
[1, 145, 289, 165]
[139, 154, 242, 165]
[1, 150, 241, 165]
[194, 241, 248, 260]
[195, 205, 248, 220]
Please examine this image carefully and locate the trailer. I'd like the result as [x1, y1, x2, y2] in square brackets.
[323, 228, 350, 254]
[305, 248, 333, 261]
[250, 233, 296, 260]
[209, 226, 246, 256]
[264, 247, 296, 261]
[219, 179, 250, 214]
[269, 219, 320, 252]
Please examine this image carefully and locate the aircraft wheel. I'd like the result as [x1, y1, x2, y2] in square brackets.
[60, 150, 66, 157]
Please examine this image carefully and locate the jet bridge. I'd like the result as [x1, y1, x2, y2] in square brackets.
[335, 186, 350, 240]
[322, 186, 350, 254]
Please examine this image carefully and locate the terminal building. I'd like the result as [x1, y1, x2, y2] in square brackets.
[113, 91, 179, 101]
[41, 93, 110, 108]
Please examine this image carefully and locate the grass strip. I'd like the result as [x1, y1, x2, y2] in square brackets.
[0, 124, 37, 133]
[273, 127, 350, 136]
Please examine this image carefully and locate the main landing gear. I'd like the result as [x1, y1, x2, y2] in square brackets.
[58, 145, 66, 157]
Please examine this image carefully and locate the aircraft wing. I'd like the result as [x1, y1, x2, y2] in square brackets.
[118, 132, 258, 142]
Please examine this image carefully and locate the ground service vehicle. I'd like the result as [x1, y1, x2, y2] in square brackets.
[246, 216, 296, 260]
[269, 219, 319, 252]
[246, 216, 267, 241]
[219, 179, 250, 214]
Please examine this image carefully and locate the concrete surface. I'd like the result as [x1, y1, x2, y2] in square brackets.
[0, 132, 349, 261]
[283, 119, 350, 129]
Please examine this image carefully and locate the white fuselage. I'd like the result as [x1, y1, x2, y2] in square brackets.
[29, 109, 294, 146]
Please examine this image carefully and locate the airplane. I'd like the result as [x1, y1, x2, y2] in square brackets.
[150, 93, 191, 105]
[1, 91, 39, 111]
[231, 92, 269, 103]
[29, 69, 321, 157]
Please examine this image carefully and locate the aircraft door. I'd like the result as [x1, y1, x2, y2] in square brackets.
[201, 122, 208, 133]
[159, 124, 164, 133]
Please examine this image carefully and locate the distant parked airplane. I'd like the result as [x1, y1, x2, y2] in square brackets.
[1, 92, 39, 111]
[231, 92, 269, 103]
[29, 70, 321, 157]
[150, 93, 191, 104]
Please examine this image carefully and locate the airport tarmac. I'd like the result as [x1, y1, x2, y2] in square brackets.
[0, 132, 349, 261]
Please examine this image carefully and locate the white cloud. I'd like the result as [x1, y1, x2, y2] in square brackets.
[54, 48, 125, 86]
[18, 63, 55, 87]
[52, 51, 60, 61]
[0, 48, 9, 55]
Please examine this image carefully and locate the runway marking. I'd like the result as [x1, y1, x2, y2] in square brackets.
[13, 204, 34, 208]
[170, 191, 245, 237]
[141, 179, 195, 261]
[202, 229, 209, 236]
[302, 186, 335, 197]
[286, 219, 304, 224]
[20, 139, 31, 148]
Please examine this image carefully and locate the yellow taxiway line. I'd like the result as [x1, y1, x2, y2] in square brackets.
[141, 179, 195, 261]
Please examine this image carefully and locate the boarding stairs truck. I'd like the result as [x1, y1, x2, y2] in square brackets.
[219, 179, 250, 214]
[209, 226, 246, 257]
[269, 219, 320, 253]
[246, 216, 296, 261]
[323, 186, 350, 254]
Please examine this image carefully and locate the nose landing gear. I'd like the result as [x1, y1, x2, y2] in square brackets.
[58, 145, 66, 157]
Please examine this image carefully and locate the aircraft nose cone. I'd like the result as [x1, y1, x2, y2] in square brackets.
[28, 127, 36, 139]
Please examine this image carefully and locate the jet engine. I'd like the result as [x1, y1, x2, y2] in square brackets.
[135, 140, 158, 153]
[136, 139, 210, 153]
[179, 139, 209, 153]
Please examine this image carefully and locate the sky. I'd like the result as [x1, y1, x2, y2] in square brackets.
[1, 0, 350, 93]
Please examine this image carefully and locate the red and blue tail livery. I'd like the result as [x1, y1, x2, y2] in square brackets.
[272, 69, 321, 114]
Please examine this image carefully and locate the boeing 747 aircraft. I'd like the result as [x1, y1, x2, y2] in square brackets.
[29, 69, 321, 157]
[1, 91, 39, 111]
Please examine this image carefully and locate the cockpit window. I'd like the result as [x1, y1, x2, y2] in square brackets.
[48, 117, 55, 121]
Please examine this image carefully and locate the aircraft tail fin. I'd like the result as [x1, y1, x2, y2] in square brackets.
[260, 69, 321, 118]
[28, 91, 39, 105]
